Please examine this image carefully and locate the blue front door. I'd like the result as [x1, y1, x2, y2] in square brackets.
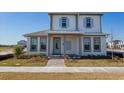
[53, 37, 61, 55]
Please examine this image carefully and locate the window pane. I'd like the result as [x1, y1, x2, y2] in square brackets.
[30, 37, 37, 51]
[61, 17, 67, 28]
[62, 23, 66, 27]
[31, 45, 37, 50]
[84, 45, 90, 51]
[86, 17, 92, 28]
[84, 37, 91, 52]
[94, 37, 101, 51]
[94, 45, 100, 50]
[40, 37, 47, 52]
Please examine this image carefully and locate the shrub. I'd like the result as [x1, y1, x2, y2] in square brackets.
[27, 56, 47, 63]
[13, 46, 23, 58]
[17, 53, 47, 59]
[112, 56, 124, 63]
[18, 54, 30, 59]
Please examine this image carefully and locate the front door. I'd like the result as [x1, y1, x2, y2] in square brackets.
[53, 37, 61, 55]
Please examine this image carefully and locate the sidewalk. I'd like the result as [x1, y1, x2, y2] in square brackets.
[47, 59, 65, 67]
[0, 67, 124, 73]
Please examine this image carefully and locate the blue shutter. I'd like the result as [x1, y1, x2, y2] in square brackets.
[59, 18, 62, 27]
[67, 18, 69, 28]
[91, 18, 94, 28]
[83, 18, 87, 28]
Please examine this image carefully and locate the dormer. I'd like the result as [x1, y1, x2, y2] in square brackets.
[49, 12, 103, 32]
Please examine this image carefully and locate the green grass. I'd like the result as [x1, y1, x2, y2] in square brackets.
[65, 59, 124, 67]
[0, 72, 124, 80]
[0, 58, 47, 66]
[0, 47, 13, 52]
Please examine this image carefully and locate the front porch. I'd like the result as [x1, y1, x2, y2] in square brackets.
[26, 31, 107, 56]
[48, 34, 81, 56]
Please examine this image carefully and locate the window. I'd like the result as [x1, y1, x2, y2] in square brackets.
[65, 41, 71, 50]
[83, 37, 91, 52]
[94, 37, 101, 52]
[60, 17, 69, 28]
[40, 37, 47, 52]
[30, 37, 37, 51]
[85, 17, 93, 28]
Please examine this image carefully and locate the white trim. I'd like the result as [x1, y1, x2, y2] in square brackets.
[37, 37, 40, 53]
[27, 37, 31, 54]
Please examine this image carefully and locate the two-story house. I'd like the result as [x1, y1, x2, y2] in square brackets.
[24, 12, 107, 56]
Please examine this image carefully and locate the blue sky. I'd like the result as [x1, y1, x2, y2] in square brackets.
[0, 12, 124, 45]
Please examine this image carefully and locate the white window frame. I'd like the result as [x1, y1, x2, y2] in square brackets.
[61, 17, 68, 28]
[93, 37, 101, 52]
[83, 37, 91, 52]
[30, 37, 38, 52]
[85, 17, 93, 28]
[40, 37, 47, 52]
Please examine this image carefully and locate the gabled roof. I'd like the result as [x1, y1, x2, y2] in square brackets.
[24, 29, 49, 37]
[48, 12, 103, 15]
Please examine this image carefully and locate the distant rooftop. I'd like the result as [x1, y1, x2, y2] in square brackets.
[48, 12, 103, 15]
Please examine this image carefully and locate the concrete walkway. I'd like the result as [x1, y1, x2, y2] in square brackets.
[47, 59, 65, 67]
[0, 67, 124, 73]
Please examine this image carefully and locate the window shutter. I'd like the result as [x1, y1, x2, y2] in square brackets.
[67, 18, 69, 27]
[83, 18, 86, 28]
[59, 18, 62, 27]
[91, 18, 94, 28]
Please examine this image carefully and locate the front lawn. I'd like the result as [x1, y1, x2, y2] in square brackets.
[0, 57, 47, 66]
[65, 59, 124, 67]
[0, 72, 124, 80]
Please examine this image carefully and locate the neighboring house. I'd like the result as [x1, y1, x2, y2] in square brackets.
[109, 40, 124, 49]
[24, 12, 107, 56]
[17, 40, 27, 47]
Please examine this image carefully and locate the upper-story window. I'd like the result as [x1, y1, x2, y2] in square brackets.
[84, 17, 93, 28]
[60, 17, 69, 28]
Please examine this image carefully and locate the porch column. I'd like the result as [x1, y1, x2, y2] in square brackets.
[63, 35, 66, 56]
[91, 37, 94, 53]
[47, 34, 50, 56]
[79, 36, 82, 56]
[27, 37, 31, 54]
[37, 37, 40, 53]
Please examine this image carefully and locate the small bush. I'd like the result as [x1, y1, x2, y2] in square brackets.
[27, 56, 47, 63]
[112, 56, 124, 63]
[29, 54, 46, 58]
[81, 55, 111, 59]
[13, 46, 23, 58]
[18, 54, 30, 59]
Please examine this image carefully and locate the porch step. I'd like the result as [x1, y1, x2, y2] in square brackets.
[48, 55, 65, 59]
